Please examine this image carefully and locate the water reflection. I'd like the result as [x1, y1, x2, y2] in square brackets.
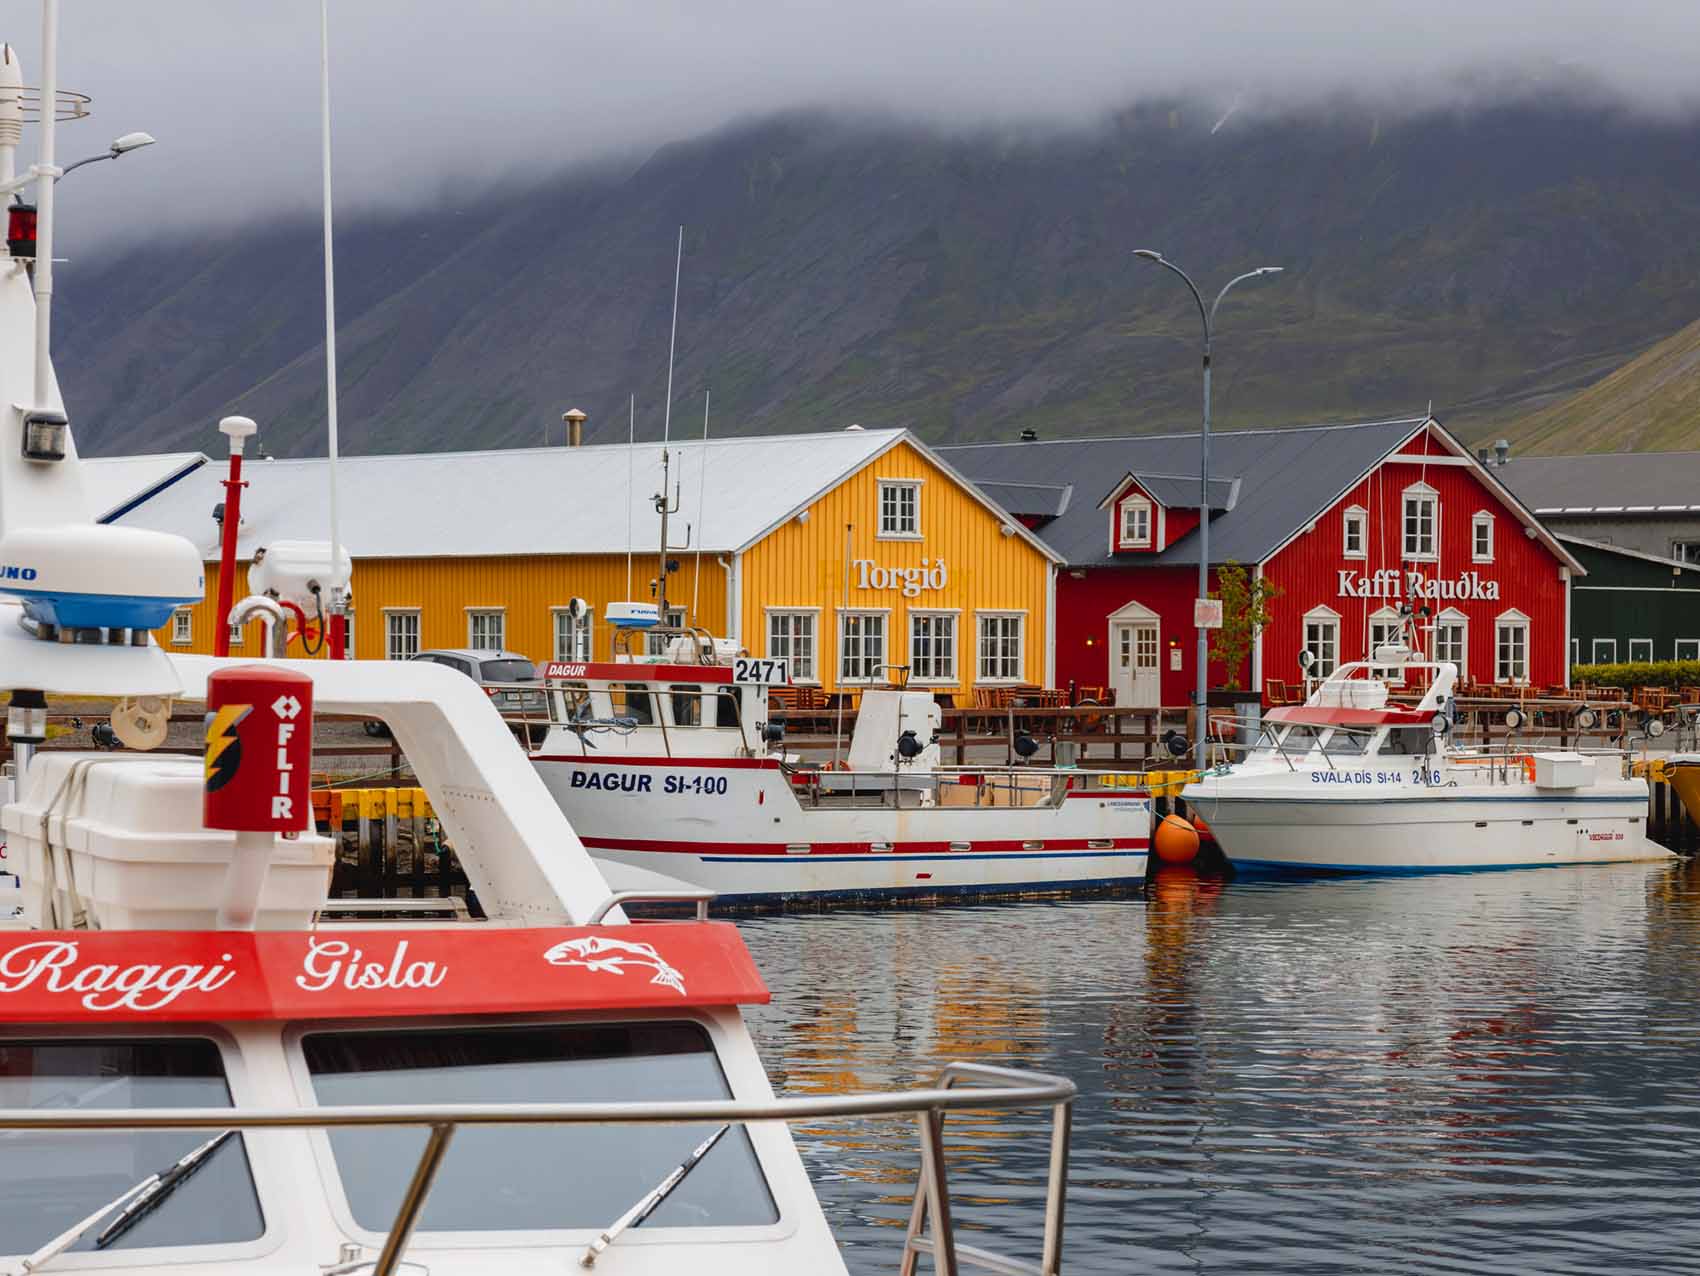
[740, 860, 1700, 1275]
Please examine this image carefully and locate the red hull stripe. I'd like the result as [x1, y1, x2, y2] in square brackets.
[0, 923, 769, 1024]
[544, 661, 734, 684]
[585, 837, 1150, 856]
[533, 754, 781, 769]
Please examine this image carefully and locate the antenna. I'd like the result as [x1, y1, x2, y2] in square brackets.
[691, 389, 709, 625]
[318, 0, 347, 656]
[625, 393, 635, 598]
[31, 0, 56, 412]
[661, 225, 682, 446]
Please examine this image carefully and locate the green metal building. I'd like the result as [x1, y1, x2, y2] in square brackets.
[1563, 534, 1700, 667]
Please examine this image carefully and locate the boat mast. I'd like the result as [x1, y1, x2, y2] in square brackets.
[319, 0, 348, 657]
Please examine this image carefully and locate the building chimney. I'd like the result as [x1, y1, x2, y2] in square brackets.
[1493, 438, 1510, 467]
[562, 408, 587, 448]
[1476, 447, 1490, 465]
[1019, 428, 1038, 442]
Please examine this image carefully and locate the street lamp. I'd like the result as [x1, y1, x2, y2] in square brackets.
[57, 130, 155, 178]
[0, 130, 156, 198]
[1134, 249, 1282, 768]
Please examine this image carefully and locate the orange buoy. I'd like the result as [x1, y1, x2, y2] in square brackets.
[1189, 812, 1216, 844]
[1153, 813, 1200, 864]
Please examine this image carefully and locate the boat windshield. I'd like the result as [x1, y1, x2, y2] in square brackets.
[301, 1021, 777, 1233]
[0, 1037, 264, 1256]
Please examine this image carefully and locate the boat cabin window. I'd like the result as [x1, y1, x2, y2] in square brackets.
[1382, 725, 1434, 756]
[301, 1021, 777, 1232]
[716, 687, 742, 729]
[612, 684, 656, 726]
[554, 680, 593, 723]
[0, 1036, 264, 1254]
[669, 684, 703, 727]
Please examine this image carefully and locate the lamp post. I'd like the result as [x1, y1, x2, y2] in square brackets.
[1134, 250, 1282, 768]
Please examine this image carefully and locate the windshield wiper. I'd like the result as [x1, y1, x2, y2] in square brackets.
[16, 1129, 234, 1271]
[579, 1123, 731, 1269]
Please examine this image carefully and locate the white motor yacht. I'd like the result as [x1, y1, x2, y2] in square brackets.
[1183, 645, 1668, 874]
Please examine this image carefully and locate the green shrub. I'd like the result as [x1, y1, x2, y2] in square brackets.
[1569, 660, 1700, 690]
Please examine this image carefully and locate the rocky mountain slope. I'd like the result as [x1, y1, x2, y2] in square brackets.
[53, 100, 1700, 457]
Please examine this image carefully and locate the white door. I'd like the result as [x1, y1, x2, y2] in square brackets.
[1112, 620, 1161, 708]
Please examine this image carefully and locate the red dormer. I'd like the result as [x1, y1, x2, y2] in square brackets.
[1099, 472, 1233, 555]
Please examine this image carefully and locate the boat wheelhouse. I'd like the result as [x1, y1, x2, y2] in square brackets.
[529, 627, 1151, 904]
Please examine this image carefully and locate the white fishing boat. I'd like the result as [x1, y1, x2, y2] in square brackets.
[530, 627, 1152, 904]
[1183, 635, 1669, 874]
[0, 15, 1075, 1275]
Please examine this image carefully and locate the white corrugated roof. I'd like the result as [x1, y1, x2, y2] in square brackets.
[82, 451, 208, 523]
[114, 430, 914, 559]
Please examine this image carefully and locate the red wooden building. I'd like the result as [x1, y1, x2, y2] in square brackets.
[946, 416, 1579, 706]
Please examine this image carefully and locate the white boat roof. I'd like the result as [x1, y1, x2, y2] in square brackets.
[82, 451, 208, 523]
[113, 428, 944, 560]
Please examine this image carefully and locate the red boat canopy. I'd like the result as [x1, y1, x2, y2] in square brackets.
[544, 661, 734, 684]
[1264, 705, 1433, 727]
[0, 923, 769, 1025]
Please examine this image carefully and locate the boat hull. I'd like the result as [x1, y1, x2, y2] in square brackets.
[1186, 780, 1671, 874]
[534, 755, 1150, 905]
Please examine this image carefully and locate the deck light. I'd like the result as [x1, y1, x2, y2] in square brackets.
[6, 201, 36, 258]
[1504, 708, 1524, 731]
[20, 408, 67, 462]
[1573, 707, 1598, 730]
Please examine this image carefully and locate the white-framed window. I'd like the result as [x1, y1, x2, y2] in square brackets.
[226, 620, 244, 648]
[1119, 497, 1153, 548]
[467, 609, 505, 651]
[1369, 606, 1403, 655]
[1342, 505, 1367, 559]
[1629, 638, 1653, 663]
[1302, 605, 1341, 678]
[839, 610, 888, 682]
[385, 609, 421, 662]
[1678, 639, 1700, 662]
[1496, 610, 1530, 683]
[1590, 638, 1617, 664]
[171, 608, 193, 645]
[343, 609, 355, 658]
[909, 611, 958, 682]
[1472, 511, 1495, 562]
[766, 609, 818, 682]
[877, 479, 922, 539]
[1402, 482, 1438, 561]
[1434, 608, 1468, 680]
[552, 606, 594, 661]
[976, 611, 1025, 683]
[645, 606, 689, 656]
[1672, 541, 1700, 563]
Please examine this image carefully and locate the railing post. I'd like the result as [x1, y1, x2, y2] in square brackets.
[373, 1121, 456, 1276]
[1040, 1099, 1072, 1276]
[918, 1106, 959, 1276]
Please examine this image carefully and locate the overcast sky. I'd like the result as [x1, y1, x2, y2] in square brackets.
[7, 1, 1699, 248]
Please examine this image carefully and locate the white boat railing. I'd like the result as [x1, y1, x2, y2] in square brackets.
[781, 761, 1146, 810]
[0, 1060, 1075, 1276]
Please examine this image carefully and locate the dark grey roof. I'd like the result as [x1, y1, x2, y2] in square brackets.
[975, 480, 1073, 520]
[944, 417, 1428, 567]
[1495, 452, 1700, 515]
[1108, 473, 1240, 512]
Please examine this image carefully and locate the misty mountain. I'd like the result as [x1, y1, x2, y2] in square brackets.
[52, 100, 1700, 458]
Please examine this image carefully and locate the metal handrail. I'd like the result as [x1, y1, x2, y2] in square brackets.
[587, 888, 716, 923]
[0, 1061, 1075, 1276]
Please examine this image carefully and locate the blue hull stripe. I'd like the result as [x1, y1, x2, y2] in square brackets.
[1228, 857, 1659, 876]
[1195, 793, 1637, 806]
[705, 875, 1149, 905]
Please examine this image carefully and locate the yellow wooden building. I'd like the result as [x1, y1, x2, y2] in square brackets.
[122, 427, 1060, 702]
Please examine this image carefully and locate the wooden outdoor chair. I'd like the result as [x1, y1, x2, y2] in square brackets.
[1264, 679, 1292, 707]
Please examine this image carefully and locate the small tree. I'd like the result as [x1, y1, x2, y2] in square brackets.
[1209, 560, 1281, 691]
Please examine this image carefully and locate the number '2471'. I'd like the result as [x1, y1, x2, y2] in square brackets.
[733, 657, 791, 686]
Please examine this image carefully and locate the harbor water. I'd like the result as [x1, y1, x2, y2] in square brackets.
[740, 859, 1700, 1275]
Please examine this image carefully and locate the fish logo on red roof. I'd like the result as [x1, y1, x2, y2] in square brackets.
[543, 935, 687, 996]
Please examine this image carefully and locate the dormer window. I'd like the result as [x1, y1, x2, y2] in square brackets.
[1119, 497, 1153, 548]
[1342, 506, 1367, 560]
